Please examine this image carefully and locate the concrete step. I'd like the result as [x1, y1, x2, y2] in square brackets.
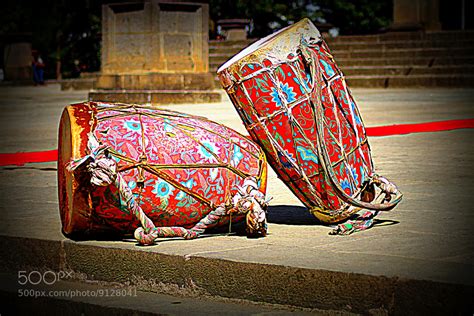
[209, 39, 256, 48]
[209, 46, 249, 55]
[346, 74, 474, 88]
[325, 30, 474, 43]
[336, 56, 474, 67]
[88, 90, 222, 105]
[96, 73, 216, 90]
[332, 47, 474, 59]
[210, 39, 474, 56]
[208, 33, 474, 62]
[0, 273, 321, 315]
[341, 65, 474, 76]
[210, 62, 225, 73]
[1, 235, 472, 315]
[327, 39, 474, 51]
[209, 56, 232, 64]
[60, 78, 96, 91]
[79, 72, 100, 79]
[210, 46, 474, 69]
[209, 52, 242, 59]
[211, 56, 474, 74]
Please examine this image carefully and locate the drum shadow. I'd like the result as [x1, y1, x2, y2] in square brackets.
[267, 205, 321, 225]
[267, 206, 400, 227]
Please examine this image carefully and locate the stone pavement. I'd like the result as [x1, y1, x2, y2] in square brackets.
[0, 85, 473, 314]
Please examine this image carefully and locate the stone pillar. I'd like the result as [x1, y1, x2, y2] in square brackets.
[392, 0, 441, 31]
[3, 42, 32, 81]
[100, 0, 208, 75]
[91, 0, 220, 104]
[216, 19, 250, 41]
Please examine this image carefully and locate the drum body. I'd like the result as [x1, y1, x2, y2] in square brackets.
[218, 19, 378, 223]
[58, 102, 267, 238]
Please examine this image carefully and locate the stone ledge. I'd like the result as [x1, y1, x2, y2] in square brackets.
[346, 75, 474, 88]
[340, 65, 474, 76]
[60, 79, 96, 91]
[88, 90, 222, 105]
[96, 73, 216, 91]
[0, 235, 472, 315]
[0, 273, 325, 315]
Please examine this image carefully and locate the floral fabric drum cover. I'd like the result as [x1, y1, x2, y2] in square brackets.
[58, 102, 267, 240]
[218, 18, 401, 227]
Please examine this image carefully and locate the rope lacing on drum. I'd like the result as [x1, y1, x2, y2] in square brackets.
[67, 133, 270, 245]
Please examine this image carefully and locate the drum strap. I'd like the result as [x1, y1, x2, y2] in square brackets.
[298, 39, 403, 234]
[67, 133, 269, 245]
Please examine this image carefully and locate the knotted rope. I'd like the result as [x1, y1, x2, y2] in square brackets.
[67, 133, 269, 245]
[329, 175, 400, 235]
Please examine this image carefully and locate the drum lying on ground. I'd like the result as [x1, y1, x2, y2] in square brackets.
[218, 18, 401, 225]
[58, 102, 267, 239]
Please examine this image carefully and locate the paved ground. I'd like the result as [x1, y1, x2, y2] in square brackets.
[0, 85, 473, 314]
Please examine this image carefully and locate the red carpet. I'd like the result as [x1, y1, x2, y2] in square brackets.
[0, 149, 58, 167]
[1, 119, 473, 166]
[365, 118, 474, 137]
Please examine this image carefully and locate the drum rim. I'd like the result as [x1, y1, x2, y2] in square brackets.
[217, 18, 313, 73]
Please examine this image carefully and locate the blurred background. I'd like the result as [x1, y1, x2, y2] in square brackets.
[1, 0, 472, 81]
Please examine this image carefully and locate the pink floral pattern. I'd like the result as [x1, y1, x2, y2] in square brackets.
[85, 103, 267, 232]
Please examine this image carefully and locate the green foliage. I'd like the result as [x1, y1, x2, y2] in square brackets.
[209, 0, 392, 36]
[318, 0, 392, 34]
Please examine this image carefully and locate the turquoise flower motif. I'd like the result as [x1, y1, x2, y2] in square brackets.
[350, 166, 359, 186]
[296, 146, 318, 163]
[128, 180, 137, 190]
[350, 101, 362, 125]
[124, 120, 141, 132]
[176, 178, 195, 201]
[231, 145, 244, 166]
[319, 59, 335, 77]
[198, 140, 219, 161]
[270, 82, 297, 107]
[163, 118, 173, 132]
[359, 166, 366, 184]
[152, 179, 175, 200]
[340, 178, 352, 192]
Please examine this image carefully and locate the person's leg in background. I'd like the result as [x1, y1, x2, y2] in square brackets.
[38, 67, 44, 85]
[32, 64, 39, 85]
